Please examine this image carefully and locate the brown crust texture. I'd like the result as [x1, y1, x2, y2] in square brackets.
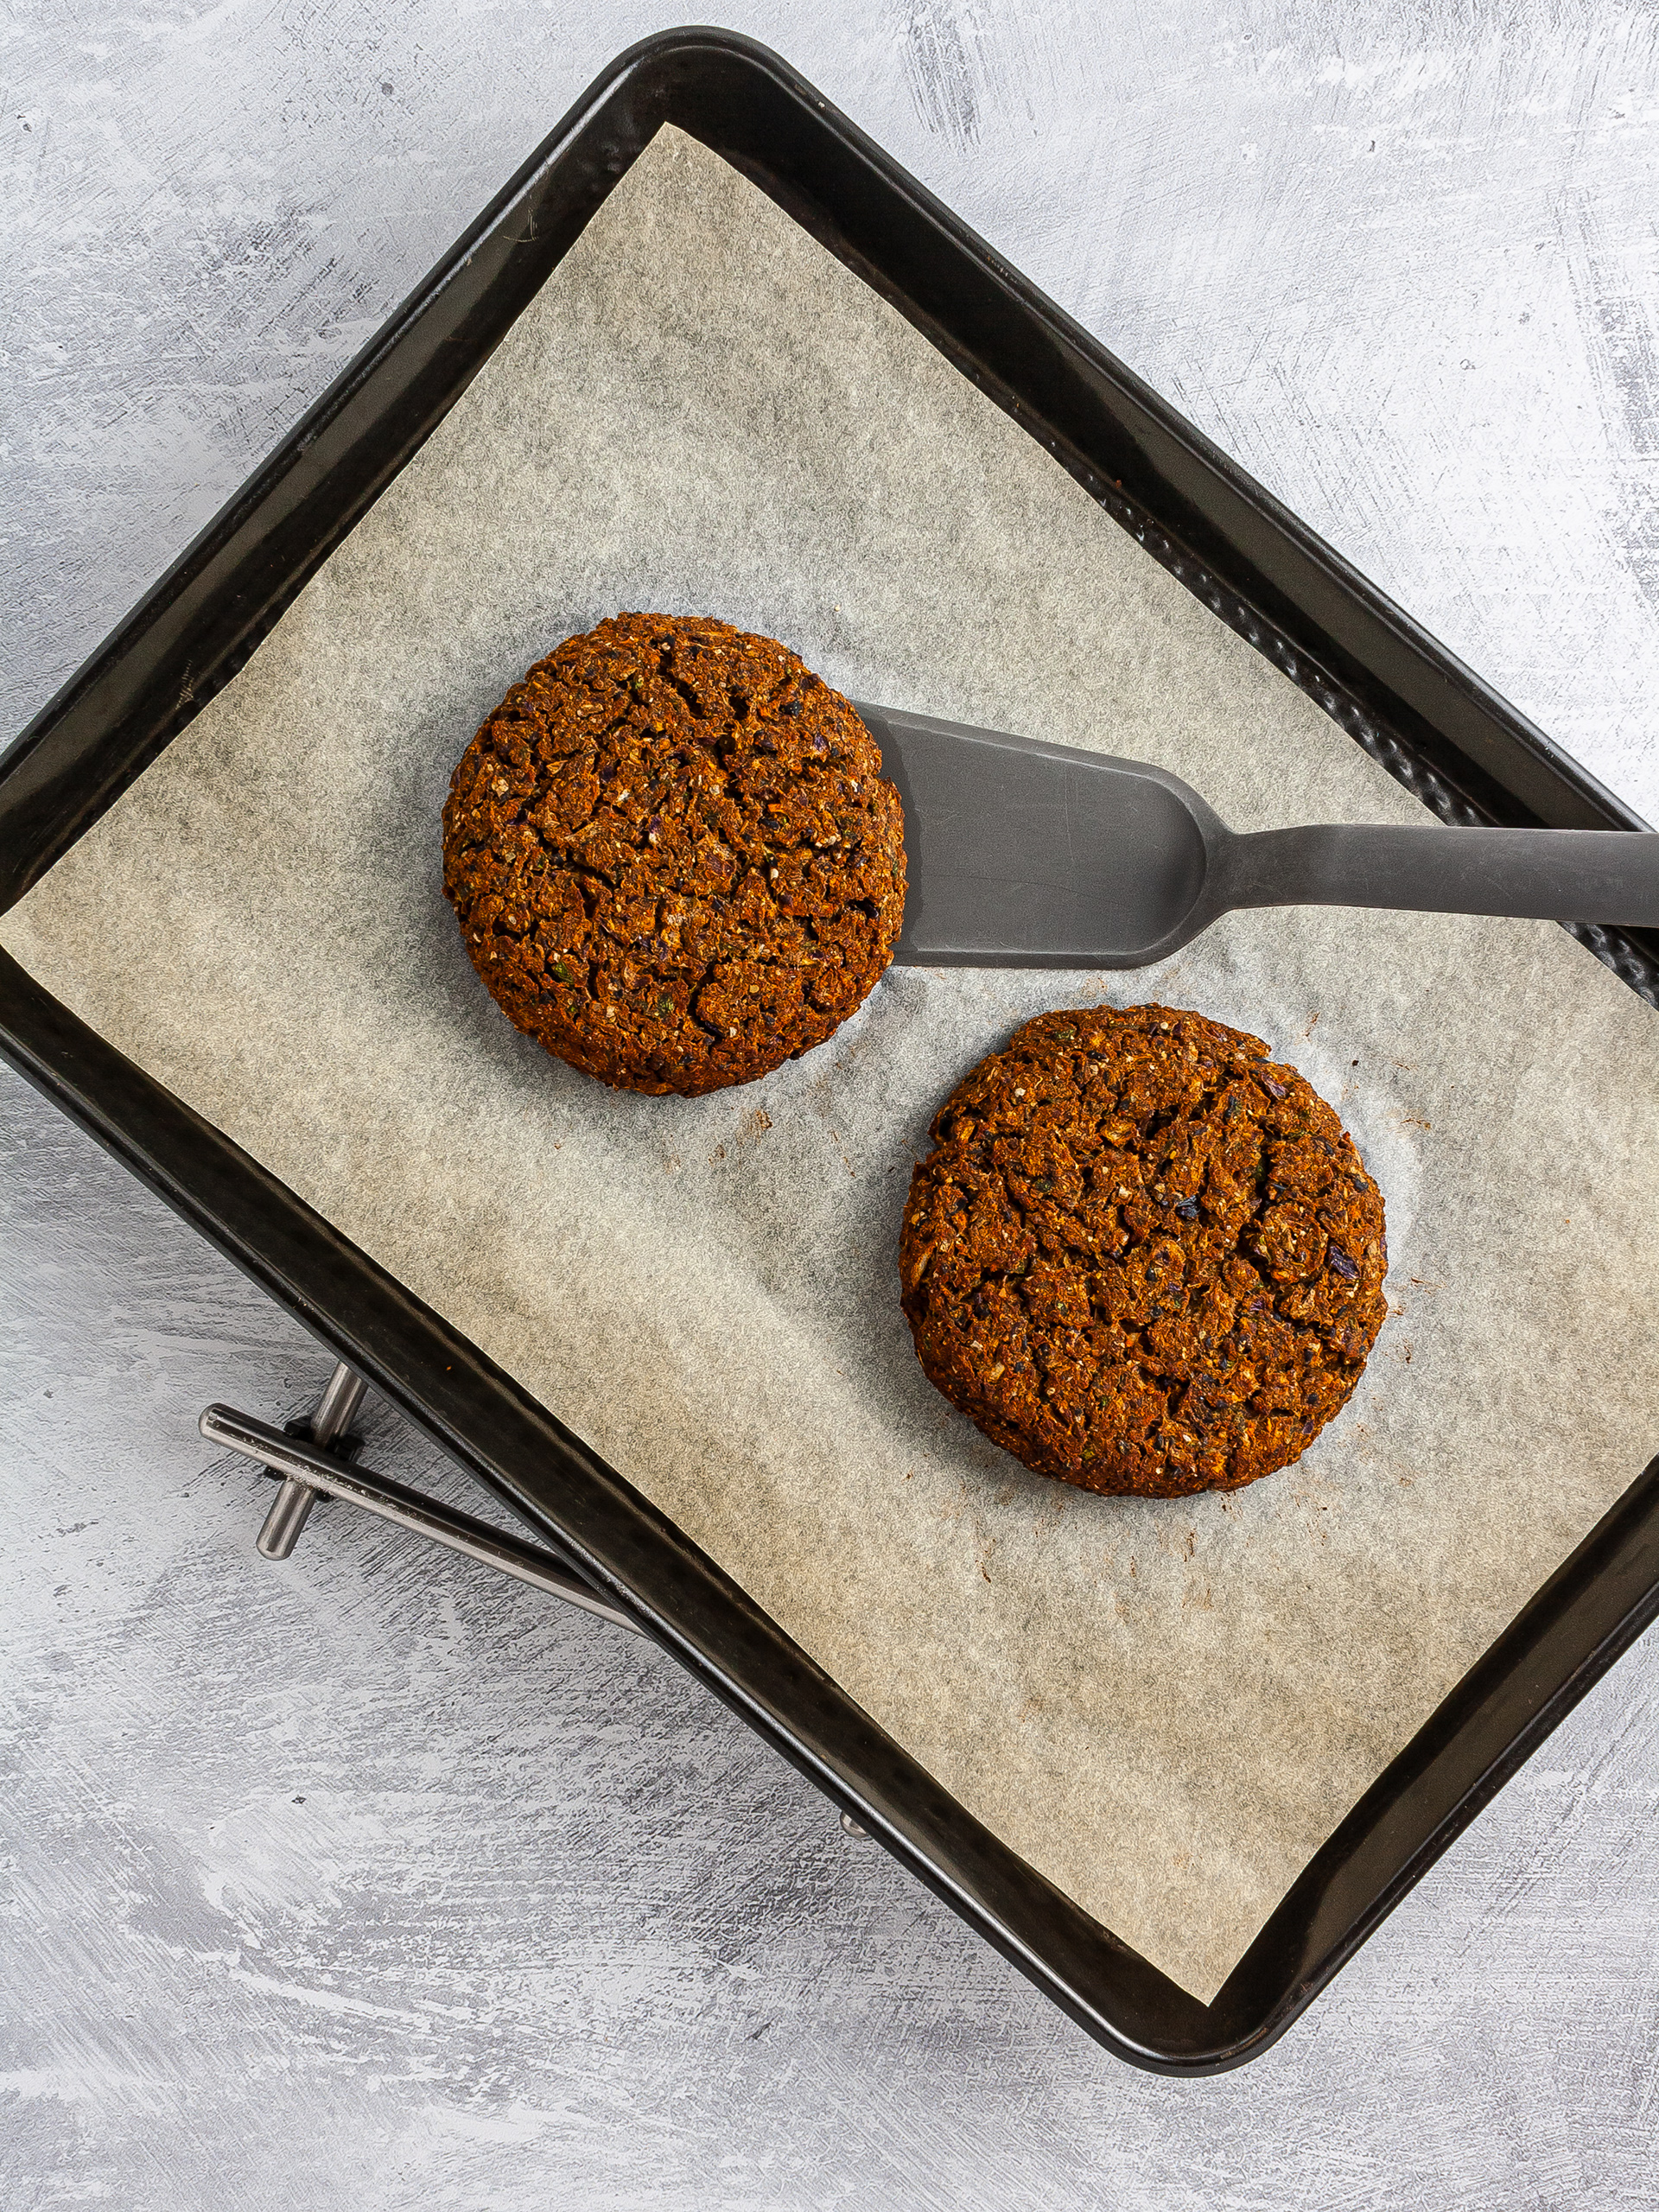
[442, 613, 907, 1095]
[899, 1005, 1388, 1497]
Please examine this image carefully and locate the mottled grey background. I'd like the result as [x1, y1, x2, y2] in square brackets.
[4, 4, 1659, 2207]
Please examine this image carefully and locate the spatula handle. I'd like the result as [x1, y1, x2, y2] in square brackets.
[1219, 823, 1659, 925]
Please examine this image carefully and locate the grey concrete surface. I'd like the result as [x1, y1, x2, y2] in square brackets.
[4, 4, 1659, 2205]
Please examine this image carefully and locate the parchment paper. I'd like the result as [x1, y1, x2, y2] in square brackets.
[8, 127, 1659, 2004]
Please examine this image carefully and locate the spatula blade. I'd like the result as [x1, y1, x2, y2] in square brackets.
[855, 702, 1214, 969]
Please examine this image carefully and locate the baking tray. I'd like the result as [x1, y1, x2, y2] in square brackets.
[3, 27, 1657, 2074]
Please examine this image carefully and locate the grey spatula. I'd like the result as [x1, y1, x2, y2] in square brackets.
[855, 702, 1659, 969]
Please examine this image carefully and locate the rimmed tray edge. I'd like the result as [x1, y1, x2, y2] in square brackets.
[4, 26, 1657, 2067]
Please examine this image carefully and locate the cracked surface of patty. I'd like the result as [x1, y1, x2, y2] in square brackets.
[442, 613, 907, 1094]
[899, 1004, 1388, 1497]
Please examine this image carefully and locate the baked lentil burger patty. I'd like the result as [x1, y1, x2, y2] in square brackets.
[899, 1004, 1387, 1497]
[442, 613, 907, 1095]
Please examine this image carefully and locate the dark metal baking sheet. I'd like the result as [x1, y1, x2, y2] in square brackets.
[3, 27, 1656, 2072]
